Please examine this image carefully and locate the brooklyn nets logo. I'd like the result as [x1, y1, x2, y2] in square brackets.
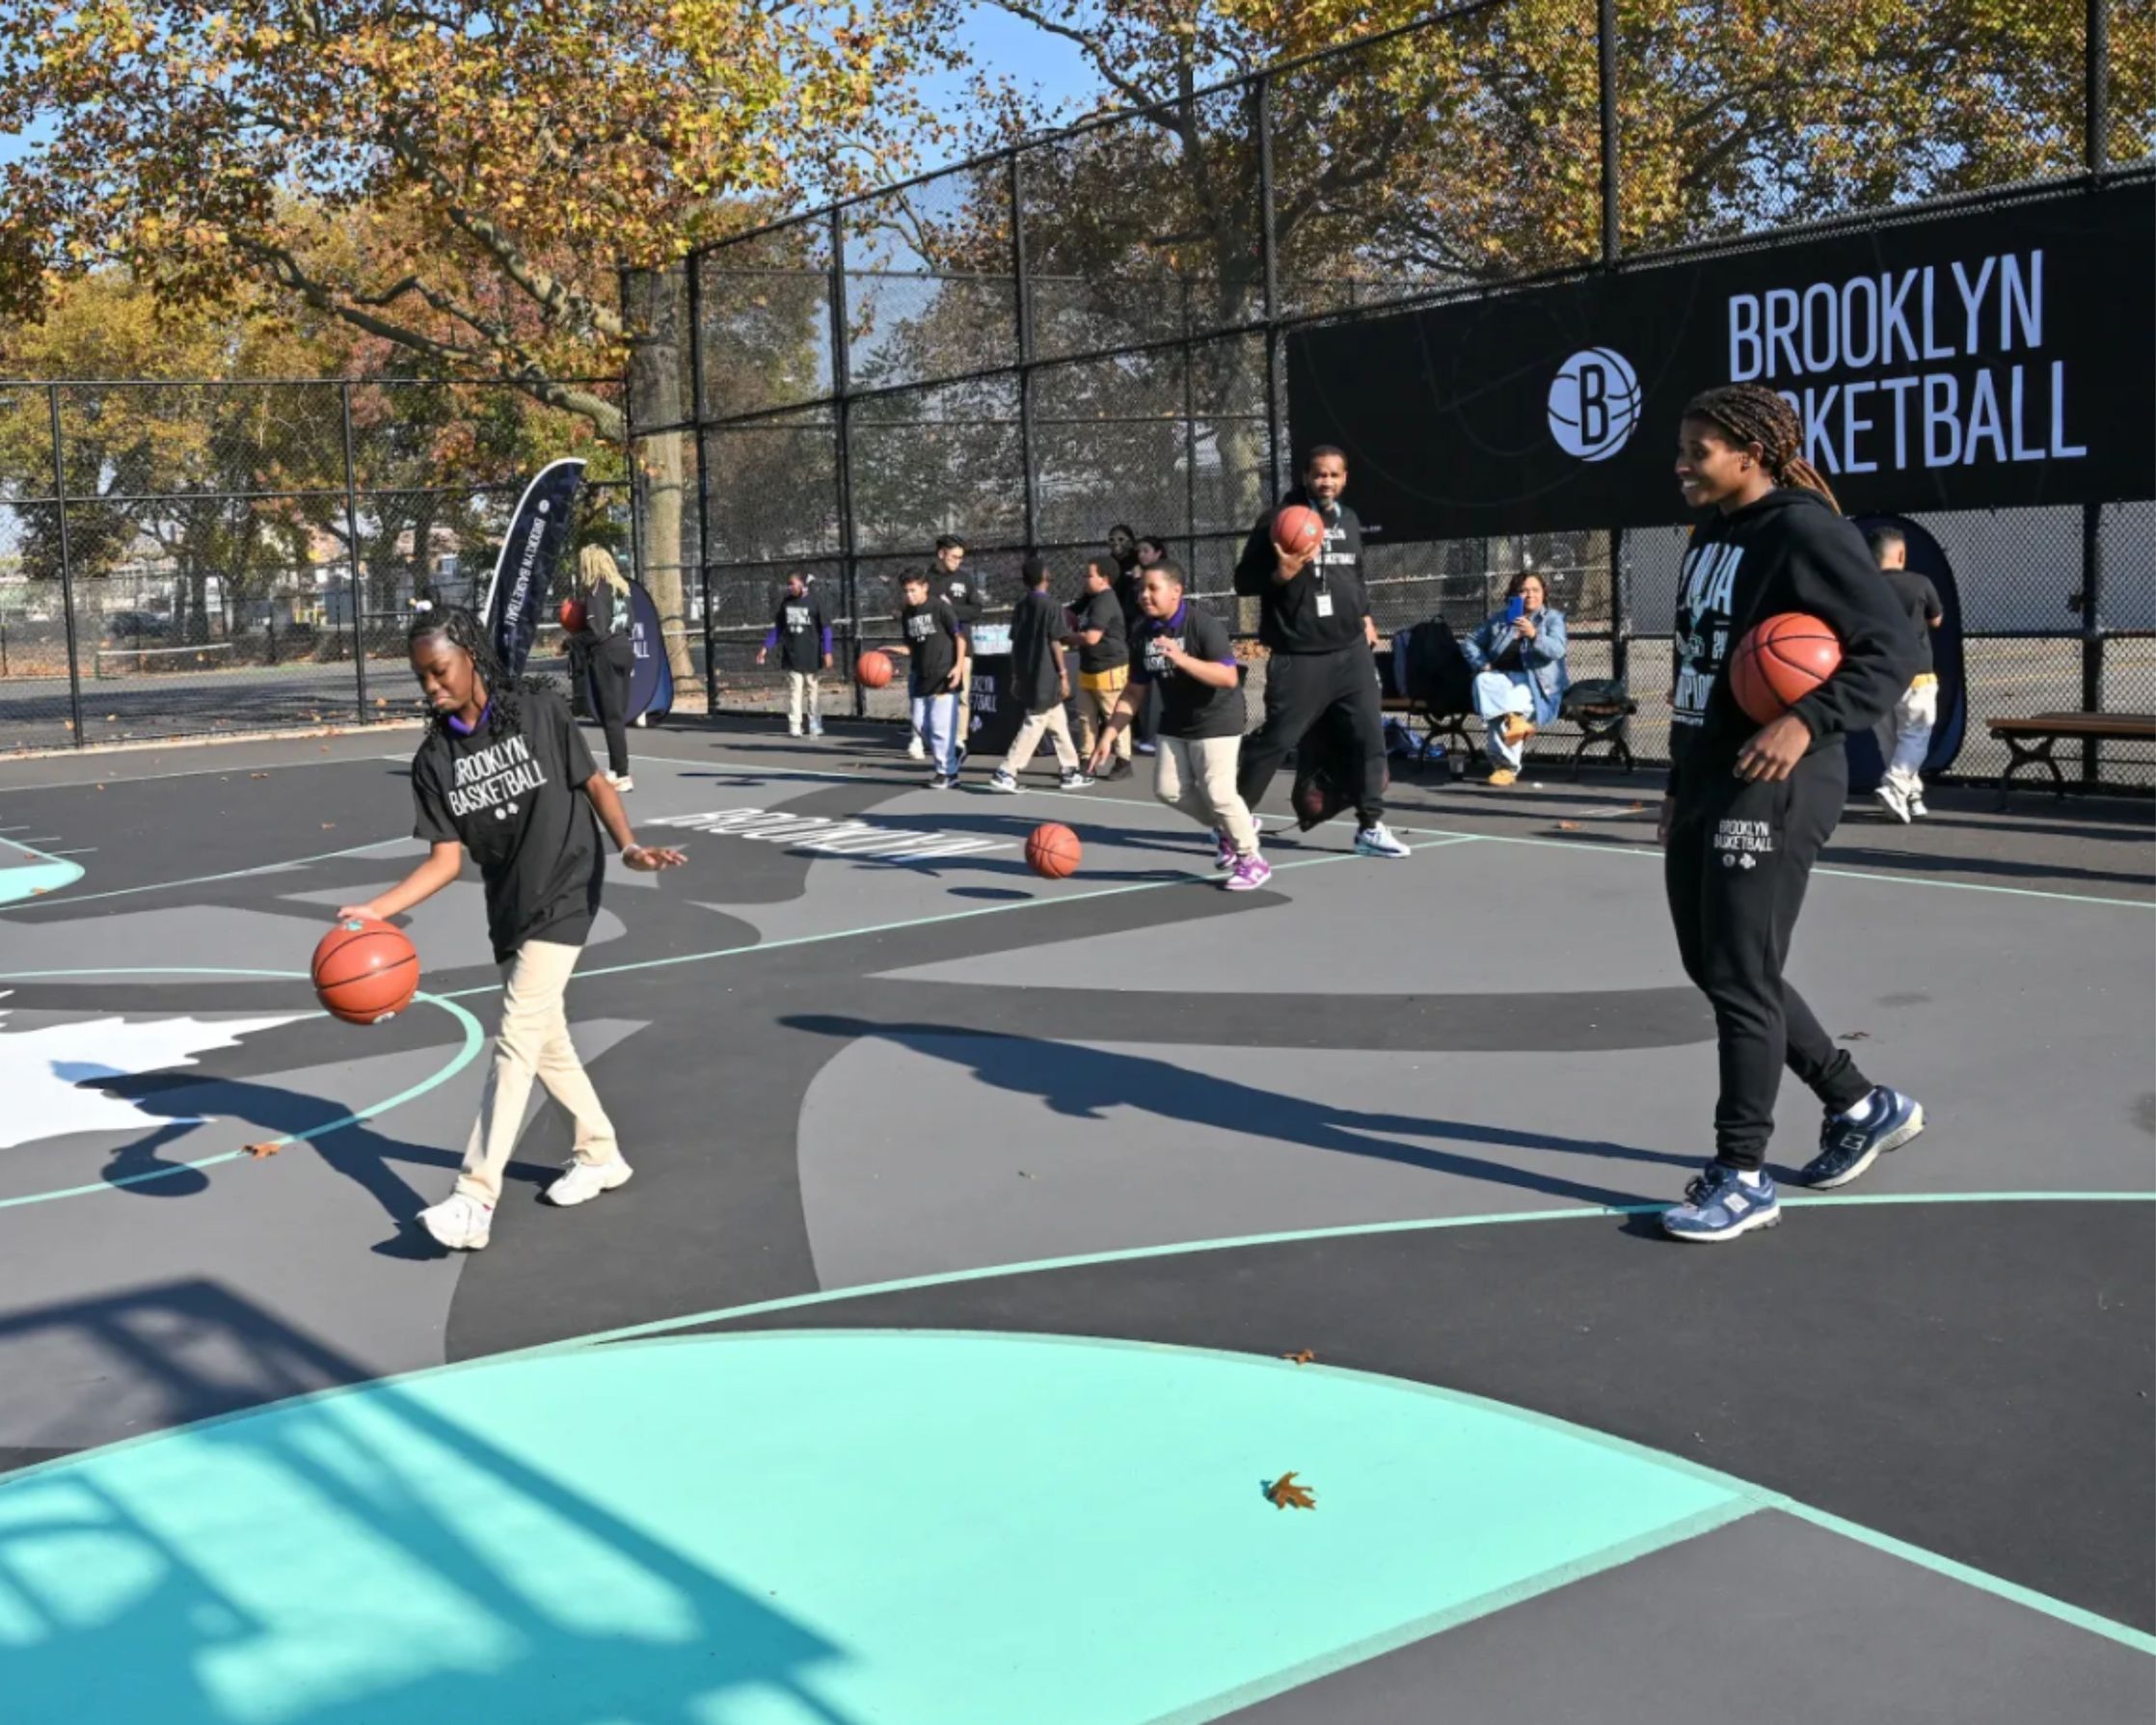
[1548, 348, 1643, 462]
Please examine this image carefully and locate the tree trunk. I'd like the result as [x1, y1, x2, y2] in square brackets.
[623, 264, 699, 684]
[637, 429, 696, 683]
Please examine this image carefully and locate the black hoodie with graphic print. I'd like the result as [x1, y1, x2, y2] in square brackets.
[1668, 488, 1919, 796]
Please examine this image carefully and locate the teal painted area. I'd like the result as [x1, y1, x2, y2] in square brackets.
[0, 856, 85, 903]
[0, 977, 485, 1210]
[0, 1330, 1751, 1725]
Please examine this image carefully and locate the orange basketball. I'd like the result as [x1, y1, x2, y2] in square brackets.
[559, 598, 587, 633]
[1728, 612, 1843, 726]
[856, 649, 895, 689]
[312, 917, 420, 1026]
[1025, 822, 1082, 879]
[1272, 503, 1326, 558]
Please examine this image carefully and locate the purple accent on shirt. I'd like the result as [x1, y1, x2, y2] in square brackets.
[763, 627, 780, 651]
[821, 626, 833, 656]
[445, 702, 491, 737]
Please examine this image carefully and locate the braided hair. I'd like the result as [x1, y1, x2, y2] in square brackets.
[1683, 383, 1841, 513]
[407, 605, 540, 742]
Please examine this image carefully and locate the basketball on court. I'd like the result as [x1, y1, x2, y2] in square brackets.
[312, 918, 420, 1025]
[1024, 822, 1082, 879]
[1272, 504, 1325, 557]
[559, 597, 587, 633]
[1729, 612, 1842, 726]
[856, 650, 895, 688]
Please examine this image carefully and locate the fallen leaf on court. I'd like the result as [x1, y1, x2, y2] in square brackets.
[1268, 1472, 1316, 1510]
[1629, 802, 1651, 812]
[245, 1141, 283, 1159]
[250, 772, 269, 780]
[1282, 1349, 1315, 1365]
[321, 822, 336, 830]
[104, 714, 117, 721]
[375, 698, 389, 708]
[1840, 1030, 1871, 1041]
[1556, 821, 1581, 831]
[94, 783, 105, 791]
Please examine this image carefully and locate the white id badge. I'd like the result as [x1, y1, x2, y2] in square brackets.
[1314, 591, 1334, 618]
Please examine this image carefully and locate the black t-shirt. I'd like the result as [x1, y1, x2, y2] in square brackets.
[900, 598, 961, 695]
[1881, 569, 1943, 678]
[1130, 603, 1245, 739]
[1231, 490, 1372, 654]
[1073, 585, 1128, 673]
[942, 576, 984, 631]
[1010, 589, 1064, 714]
[411, 688, 604, 962]
[774, 591, 827, 672]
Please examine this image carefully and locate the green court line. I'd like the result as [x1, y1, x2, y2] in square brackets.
[0, 978, 485, 1210]
[5, 836, 413, 910]
[0, 830, 86, 903]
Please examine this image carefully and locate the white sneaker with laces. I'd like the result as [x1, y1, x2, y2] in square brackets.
[907, 736, 928, 762]
[1355, 822, 1411, 859]
[548, 1154, 634, 1207]
[788, 719, 802, 738]
[1874, 783, 1910, 823]
[419, 1193, 494, 1251]
[808, 718, 824, 737]
[986, 770, 1020, 795]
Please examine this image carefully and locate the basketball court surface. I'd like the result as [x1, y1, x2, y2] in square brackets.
[1, 718, 2149, 1724]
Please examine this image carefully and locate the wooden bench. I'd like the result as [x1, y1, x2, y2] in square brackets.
[1987, 712, 2156, 803]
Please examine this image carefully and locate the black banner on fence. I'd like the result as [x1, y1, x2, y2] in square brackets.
[1287, 182, 2155, 539]
[483, 457, 585, 676]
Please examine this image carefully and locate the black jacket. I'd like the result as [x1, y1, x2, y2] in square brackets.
[1669, 488, 1920, 795]
[1232, 489, 1371, 655]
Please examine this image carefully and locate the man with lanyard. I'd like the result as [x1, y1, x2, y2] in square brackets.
[1230, 446, 1410, 858]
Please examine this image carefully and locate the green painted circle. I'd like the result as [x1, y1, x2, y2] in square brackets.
[0, 1328, 1747, 1724]
[0, 968, 485, 1209]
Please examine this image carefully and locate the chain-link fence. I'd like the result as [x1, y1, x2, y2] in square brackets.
[633, 0, 2153, 782]
[0, 379, 629, 751]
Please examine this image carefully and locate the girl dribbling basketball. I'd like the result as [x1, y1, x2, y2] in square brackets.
[1659, 384, 1925, 1242]
[337, 606, 685, 1252]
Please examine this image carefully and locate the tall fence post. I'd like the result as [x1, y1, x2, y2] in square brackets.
[2087, 0, 2110, 175]
[684, 257, 717, 715]
[1181, 277, 1200, 564]
[1599, 0, 1621, 266]
[1012, 151, 1039, 558]
[47, 384, 84, 747]
[2081, 502, 2104, 783]
[339, 382, 367, 716]
[1609, 526, 1629, 695]
[1256, 72, 1284, 503]
[828, 207, 863, 718]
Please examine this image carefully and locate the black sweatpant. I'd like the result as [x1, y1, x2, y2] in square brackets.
[588, 636, 633, 776]
[1665, 748, 1872, 1171]
[1237, 642, 1386, 824]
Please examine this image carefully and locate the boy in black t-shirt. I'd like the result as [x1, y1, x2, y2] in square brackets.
[989, 556, 1091, 792]
[1068, 558, 1132, 778]
[339, 606, 687, 1253]
[756, 571, 833, 739]
[1088, 561, 1270, 891]
[894, 571, 968, 787]
[1866, 525, 1946, 822]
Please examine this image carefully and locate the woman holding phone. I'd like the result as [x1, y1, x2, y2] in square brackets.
[1461, 571, 1569, 786]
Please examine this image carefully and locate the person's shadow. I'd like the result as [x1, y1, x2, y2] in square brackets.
[784, 1015, 1691, 1209]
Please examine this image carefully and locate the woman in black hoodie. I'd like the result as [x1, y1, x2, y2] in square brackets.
[1658, 383, 1926, 1244]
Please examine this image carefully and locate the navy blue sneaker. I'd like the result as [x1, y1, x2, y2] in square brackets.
[1661, 1162, 1780, 1243]
[1801, 1088, 1926, 1190]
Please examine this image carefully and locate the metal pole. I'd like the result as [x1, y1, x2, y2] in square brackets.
[1599, 0, 1621, 263]
[829, 207, 864, 717]
[1257, 73, 1284, 502]
[2081, 501, 2103, 783]
[2088, 0, 2110, 175]
[48, 385, 84, 747]
[1609, 525, 1629, 693]
[1012, 152, 1039, 556]
[619, 264, 647, 606]
[340, 383, 367, 716]
[683, 258, 717, 714]
[1182, 278, 1200, 558]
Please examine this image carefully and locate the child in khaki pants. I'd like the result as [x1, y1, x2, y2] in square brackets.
[1090, 560, 1269, 892]
[1069, 559, 1132, 777]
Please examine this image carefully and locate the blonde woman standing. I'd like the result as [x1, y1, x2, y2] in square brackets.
[571, 546, 637, 792]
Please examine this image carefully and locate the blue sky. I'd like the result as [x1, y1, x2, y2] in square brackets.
[0, 7, 1101, 173]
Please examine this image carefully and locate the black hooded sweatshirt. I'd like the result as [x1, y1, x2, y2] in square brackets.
[1668, 487, 1919, 796]
[1232, 488, 1370, 655]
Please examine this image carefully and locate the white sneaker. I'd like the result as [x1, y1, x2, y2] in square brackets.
[419, 1193, 493, 1251]
[606, 771, 635, 794]
[1873, 784, 1910, 824]
[986, 770, 1020, 794]
[1354, 822, 1411, 859]
[907, 736, 928, 761]
[788, 720, 802, 738]
[808, 718, 824, 737]
[547, 1154, 633, 1207]
[1909, 795, 1927, 819]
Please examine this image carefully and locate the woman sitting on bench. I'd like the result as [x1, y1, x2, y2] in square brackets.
[1462, 572, 1569, 786]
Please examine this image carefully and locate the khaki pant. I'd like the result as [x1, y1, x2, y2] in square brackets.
[1077, 667, 1132, 762]
[1005, 702, 1080, 775]
[454, 939, 618, 1206]
[1156, 734, 1258, 855]
[786, 670, 822, 726]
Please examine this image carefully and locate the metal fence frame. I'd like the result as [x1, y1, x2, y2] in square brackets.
[1, 377, 629, 747]
[642, 0, 2149, 783]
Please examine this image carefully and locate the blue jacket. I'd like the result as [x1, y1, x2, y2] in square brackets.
[1462, 606, 1570, 725]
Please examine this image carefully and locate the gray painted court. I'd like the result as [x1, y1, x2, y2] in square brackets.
[0, 716, 2149, 1724]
